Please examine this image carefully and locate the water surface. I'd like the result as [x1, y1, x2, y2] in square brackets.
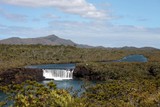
[26, 63, 75, 69]
[120, 54, 147, 62]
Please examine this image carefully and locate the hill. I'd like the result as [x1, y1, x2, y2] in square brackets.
[0, 35, 76, 46]
[0, 35, 158, 50]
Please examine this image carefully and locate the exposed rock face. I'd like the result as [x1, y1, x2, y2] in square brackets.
[73, 66, 91, 78]
[0, 64, 106, 85]
[73, 65, 105, 81]
[0, 68, 44, 85]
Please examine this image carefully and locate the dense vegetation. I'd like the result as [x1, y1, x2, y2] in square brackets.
[0, 44, 160, 71]
[75, 62, 160, 81]
[0, 44, 160, 107]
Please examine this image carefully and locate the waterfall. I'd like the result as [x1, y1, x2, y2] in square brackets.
[43, 69, 74, 80]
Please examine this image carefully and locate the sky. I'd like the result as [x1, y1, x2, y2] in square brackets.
[0, 0, 160, 48]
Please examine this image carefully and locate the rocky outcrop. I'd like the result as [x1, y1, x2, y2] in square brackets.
[0, 64, 106, 85]
[0, 68, 44, 85]
[73, 65, 105, 81]
[73, 66, 91, 78]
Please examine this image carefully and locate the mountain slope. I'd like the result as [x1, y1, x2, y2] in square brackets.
[0, 35, 76, 46]
[0, 35, 158, 50]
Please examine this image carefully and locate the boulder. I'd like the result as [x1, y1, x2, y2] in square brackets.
[0, 68, 44, 85]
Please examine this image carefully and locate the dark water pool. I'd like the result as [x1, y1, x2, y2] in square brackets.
[0, 91, 6, 102]
[26, 63, 76, 69]
[43, 79, 84, 90]
[119, 54, 147, 62]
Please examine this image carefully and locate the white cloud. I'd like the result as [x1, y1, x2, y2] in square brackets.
[0, 8, 27, 22]
[43, 13, 60, 19]
[0, 0, 107, 19]
[0, 21, 160, 48]
[0, 25, 51, 38]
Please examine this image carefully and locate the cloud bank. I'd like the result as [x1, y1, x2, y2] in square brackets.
[0, 8, 27, 22]
[0, 0, 159, 48]
[0, 0, 107, 19]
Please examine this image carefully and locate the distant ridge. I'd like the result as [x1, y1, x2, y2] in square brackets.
[0, 35, 75, 46]
[0, 35, 94, 48]
[119, 46, 158, 50]
[0, 35, 158, 50]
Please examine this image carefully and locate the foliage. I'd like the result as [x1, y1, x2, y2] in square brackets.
[82, 79, 160, 107]
[1, 79, 160, 107]
[0, 44, 160, 107]
[76, 62, 160, 81]
[0, 80, 86, 107]
[0, 44, 160, 72]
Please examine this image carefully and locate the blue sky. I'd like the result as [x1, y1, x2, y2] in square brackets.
[0, 0, 160, 48]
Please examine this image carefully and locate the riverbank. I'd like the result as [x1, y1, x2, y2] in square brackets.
[0, 44, 160, 74]
[0, 68, 44, 85]
[74, 62, 160, 81]
[1, 61, 160, 85]
[1, 62, 160, 107]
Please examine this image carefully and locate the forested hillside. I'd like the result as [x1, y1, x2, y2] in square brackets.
[0, 44, 160, 107]
[0, 44, 159, 71]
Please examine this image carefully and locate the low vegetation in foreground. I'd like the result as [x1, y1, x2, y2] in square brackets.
[0, 44, 160, 107]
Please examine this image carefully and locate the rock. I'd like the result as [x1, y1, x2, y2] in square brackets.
[73, 66, 92, 78]
[73, 65, 105, 81]
[0, 68, 44, 85]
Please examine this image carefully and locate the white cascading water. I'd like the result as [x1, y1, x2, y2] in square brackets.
[43, 69, 74, 80]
